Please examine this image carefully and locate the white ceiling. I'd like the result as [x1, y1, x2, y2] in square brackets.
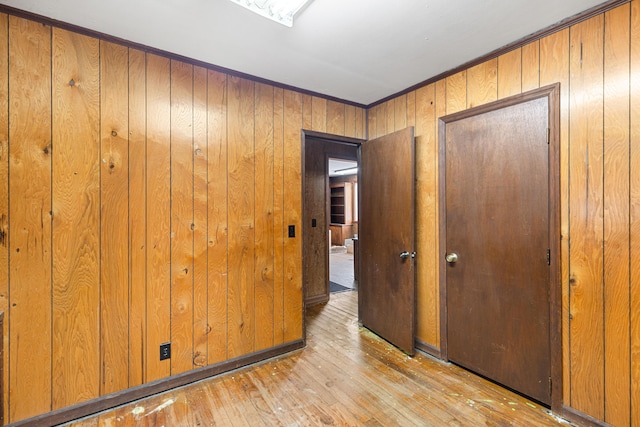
[1, 0, 607, 105]
[328, 159, 358, 177]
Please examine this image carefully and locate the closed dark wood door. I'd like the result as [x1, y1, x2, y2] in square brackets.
[359, 127, 416, 355]
[443, 97, 551, 404]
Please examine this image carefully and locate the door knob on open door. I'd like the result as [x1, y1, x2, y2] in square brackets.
[400, 251, 410, 259]
[445, 252, 458, 263]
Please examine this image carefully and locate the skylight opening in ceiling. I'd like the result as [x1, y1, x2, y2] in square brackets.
[227, 0, 314, 27]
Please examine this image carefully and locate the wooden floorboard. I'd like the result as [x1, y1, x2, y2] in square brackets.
[64, 291, 571, 426]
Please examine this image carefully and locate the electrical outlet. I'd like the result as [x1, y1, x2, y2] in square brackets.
[288, 224, 295, 237]
[160, 342, 171, 361]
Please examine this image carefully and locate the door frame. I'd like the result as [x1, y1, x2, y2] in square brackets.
[301, 130, 364, 309]
[437, 84, 562, 411]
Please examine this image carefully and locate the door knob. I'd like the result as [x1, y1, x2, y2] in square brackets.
[445, 252, 458, 263]
[400, 251, 410, 259]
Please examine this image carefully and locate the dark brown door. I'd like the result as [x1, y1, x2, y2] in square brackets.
[358, 127, 416, 355]
[443, 97, 551, 404]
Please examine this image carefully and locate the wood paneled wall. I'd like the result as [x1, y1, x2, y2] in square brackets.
[368, 1, 640, 424]
[0, 14, 365, 423]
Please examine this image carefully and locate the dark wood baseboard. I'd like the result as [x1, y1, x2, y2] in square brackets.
[415, 338, 441, 359]
[305, 293, 329, 307]
[8, 340, 304, 427]
[561, 405, 611, 427]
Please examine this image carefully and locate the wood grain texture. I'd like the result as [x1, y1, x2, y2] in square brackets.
[368, 104, 378, 139]
[603, 5, 631, 425]
[355, 107, 366, 139]
[283, 90, 303, 343]
[227, 76, 255, 358]
[206, 70, 229, 364]
[254, 82, 275, 351]
[127, 48, 146, 387]
[0, 12, 7, 423]
[497, 49, 522, 99]
[385, 100, 394, 135]
[539, 27, 571, 404]
[8, 16, 52, 420]
[414, 84, 437, 347]
[51, 27, 101, 408]
[68, 292, 568, 427]
[170, 60, 195, 375]
[394, 95, 407, 131]
[632, 3, 640, 425]
[193, 65, 209, 369]
[376, 102, 388, 137]
[521, 40, 540, 91]
[568, 16, 605, 419]
[406, 91, 416, 129]
[345, 105, 357, 138]
[327, 100, 345, 135]
[99, 40, 129, 396]
[273, 87, 285, 346]
[302, 93, 312, 131]
[311, 96, 327, 133]
[145, 53, 172, 382]
[466, 59, 497, 108]
[445, 70, 466, 114]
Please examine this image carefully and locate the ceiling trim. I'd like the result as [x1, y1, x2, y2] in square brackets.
[0, 3, 368, 109]
[367, 0, 630, 108]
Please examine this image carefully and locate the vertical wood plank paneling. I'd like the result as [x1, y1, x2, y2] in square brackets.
[368, 105, 378, 139]
[414, 84, 437, 347]
[345, 105, 357, 138]
[8, 16, 52, 421]
[568, 16, 605, 419]
[51, 28, 101, 408]
[445, 70, 466, 114]
[540, 28, 571, 403]
[434, 79, 446, 347]
[603, 5, 631, 426]
[394, 95, 407, 131]
[283, 90, 303, 343]
[385, 100, 394, 134]
[145, 53, 172, 382]
[254, 83, 275, 351]
[227, 77, 255, 358]
[128, 48, 146, 387]
[497, 49, 522, 99]
[376, 102, 388, 137]
[356, 107, 366, 139]
[521, 40, 541, 91]
[207, 70, 229, 364]
[273, 87, 285, 346]
[170, 60, 194, 375]
[99, 40, 129, 395]
[466, 59, 497, 108]
[631, 2, 640, 425]
[311, 96, 326, 133]
[327, 100, 345, 135]
[302, 94, 312, 131]
[0, 12, 8, 422]
[193, 65, 209, 369]
[407, 91, 416, 129]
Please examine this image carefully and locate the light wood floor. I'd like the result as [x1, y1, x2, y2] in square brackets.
[65, 292, 570, 426]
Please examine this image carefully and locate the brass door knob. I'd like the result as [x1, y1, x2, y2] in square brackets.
[445, 253, 458, 263]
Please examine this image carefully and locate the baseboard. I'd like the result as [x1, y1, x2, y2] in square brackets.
[561, 405, 612, 427]
[415, 338, 441, 359]
[305, 293, 329, 307]
[8, 340, 305, 427]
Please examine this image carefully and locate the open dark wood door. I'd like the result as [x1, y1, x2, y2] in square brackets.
[358, 127, 416, 355]
[441, 92, 554, 405]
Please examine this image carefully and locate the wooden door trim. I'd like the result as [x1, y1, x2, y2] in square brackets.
[301, 130, 364, 318]
[437, 83, 561, 411]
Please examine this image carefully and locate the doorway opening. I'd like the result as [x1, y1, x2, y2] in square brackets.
[328, 158, 358, 295]
[302, 131, 363, 308]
